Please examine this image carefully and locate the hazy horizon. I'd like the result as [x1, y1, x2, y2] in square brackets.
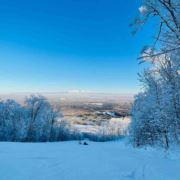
[0, 90, 135, 95]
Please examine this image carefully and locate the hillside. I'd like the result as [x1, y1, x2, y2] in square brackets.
[0, 140, 179, 180]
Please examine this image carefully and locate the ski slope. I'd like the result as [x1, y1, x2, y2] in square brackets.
[0, 140, 179, 180]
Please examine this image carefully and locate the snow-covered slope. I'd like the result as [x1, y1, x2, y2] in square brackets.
[0, 140, 179, 180]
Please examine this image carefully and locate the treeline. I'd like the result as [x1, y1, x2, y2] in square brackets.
[0, 95, 81, 142]
[130, 0, 180, 149]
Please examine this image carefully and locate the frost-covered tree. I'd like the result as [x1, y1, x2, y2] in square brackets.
[0, 95, 81, 142]
[130, 50, 180, 148]
[132, 0, 180, 59]
[130, 70, 164, 147]
[0, 99, 26, 141]
[25, 95, 59, 142]
[130, 0, 180, 149]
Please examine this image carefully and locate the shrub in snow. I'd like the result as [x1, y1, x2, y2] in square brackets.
[84, 122, 125, 142]
[53, 120, 83, 141]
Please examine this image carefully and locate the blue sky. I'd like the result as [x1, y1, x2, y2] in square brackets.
[0, 0, 154, 94]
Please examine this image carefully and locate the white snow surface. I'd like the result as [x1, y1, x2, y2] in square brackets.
[0, 140, 180, 180]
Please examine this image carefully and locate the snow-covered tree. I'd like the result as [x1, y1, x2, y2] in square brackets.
[130, 50, 180, 148]
[132, 0, 180, 60]
[0, 99, 27, 141]
[0, 95, 80, 142]
[130, 0, 180, 148]
[24, 95, 59, 142]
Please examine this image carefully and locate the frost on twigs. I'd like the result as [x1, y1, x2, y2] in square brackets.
[139, 5, 148, 15]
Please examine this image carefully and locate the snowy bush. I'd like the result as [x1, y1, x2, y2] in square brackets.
[52, 120, 83, 141]
[84, 122, 125, 142]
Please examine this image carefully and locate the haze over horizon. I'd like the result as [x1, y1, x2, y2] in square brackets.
[0, 0, 154, 94]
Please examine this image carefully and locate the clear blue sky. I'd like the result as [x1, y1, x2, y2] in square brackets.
[0, 0, 154, 94]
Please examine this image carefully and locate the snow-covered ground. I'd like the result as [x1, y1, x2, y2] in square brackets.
[74, 117, 131, 134]
[0, 140, 180, 180]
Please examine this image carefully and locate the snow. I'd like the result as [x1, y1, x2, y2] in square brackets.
[0, 140, 180, 180]
[139, 5, 148, 15]
[74, 117, 131, 134]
